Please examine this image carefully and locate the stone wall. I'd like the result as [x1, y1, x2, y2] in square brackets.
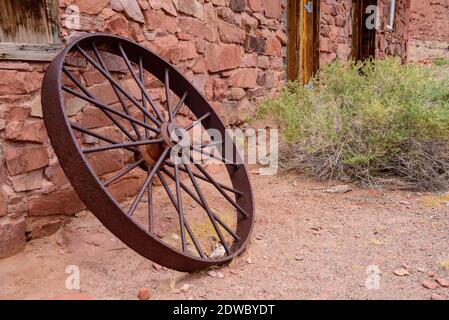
[376, 0, 410, 60]
[0, 0, 287, 259]
[408, 0, 449, 61]
[320, 0, 352, 65]
[319, 0, 410, 64]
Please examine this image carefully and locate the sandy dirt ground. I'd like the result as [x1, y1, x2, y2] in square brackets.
[0, 171, 448, 300]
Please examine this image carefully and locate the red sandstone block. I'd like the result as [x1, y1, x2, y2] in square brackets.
[28, 188, 85, 217]
[228, 68, 259, 88]
[263, 0, 282, 19]
[265, 37, 282, 57]
[4, 120, 47, 144]
[0, 216, 26, 259]
[75, 0, 110, 15]
[205, 43, 243, 72]
[5, 145, 49, 176]
[0, 189, 7, 217]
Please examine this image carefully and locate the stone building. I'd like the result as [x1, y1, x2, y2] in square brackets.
[408, 0, 449, 61]
[0, 0, 410, 259]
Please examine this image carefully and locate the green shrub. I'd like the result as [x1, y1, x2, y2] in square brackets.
[433, 58, 449, 67]
[258, 58, 449, 190]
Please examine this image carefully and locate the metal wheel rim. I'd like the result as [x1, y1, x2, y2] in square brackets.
[41, 33, 255, 272]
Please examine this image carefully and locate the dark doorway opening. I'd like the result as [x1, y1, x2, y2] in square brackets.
[351, 0, 378, 62]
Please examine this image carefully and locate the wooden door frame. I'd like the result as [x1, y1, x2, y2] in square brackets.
[287, 0, 320, 83]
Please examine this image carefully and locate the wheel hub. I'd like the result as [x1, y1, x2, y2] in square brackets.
[138, 122, 186, 166]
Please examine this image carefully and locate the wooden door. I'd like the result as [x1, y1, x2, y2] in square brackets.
[352, 0, 377, 61]
[288, 0, 320, 84]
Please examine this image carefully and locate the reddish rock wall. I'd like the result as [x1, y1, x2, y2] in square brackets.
[410, 0, 449, 42]
[319, 0, 410, 64]
[0, 0, 287, 259]
[408, 0, 449, 61]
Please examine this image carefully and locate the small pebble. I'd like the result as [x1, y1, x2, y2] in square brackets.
[422, 280, 439, 290]
[152, 263, 162, 271]
[393, 268, 410, 276]
[207, 270, 218, 278]
[138, 287, 150, 300]
[180, 284, 191, 292]
[436, 278, 449, 288]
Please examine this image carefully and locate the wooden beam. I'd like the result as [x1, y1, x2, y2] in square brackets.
[287, 0, 300, 81]
[0, 43, 63, 61]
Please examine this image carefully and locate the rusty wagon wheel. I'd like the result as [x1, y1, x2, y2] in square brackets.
[41, 33, 254, 272]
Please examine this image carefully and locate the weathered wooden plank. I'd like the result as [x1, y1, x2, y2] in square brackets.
[288, 0, 320, 84]
[0, 43, 63, 61]
[352, 0, 377, 61]
[299, 0, 320, 84]
[287, 0, 300, 81]
[0, 0, 61, 61]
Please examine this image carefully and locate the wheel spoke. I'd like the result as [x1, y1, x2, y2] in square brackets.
[157, 172, 206, 258]
[70, 123, 137, 152]
[165, 69, 174, 122]
[181, 163, 231, 255]
[190, 145, 239, 166]
[127, 147, 170, 217]
[193, 162, 249, 219]
[184, 112, 211, 131]
[75, 44, 162, 127]
[82, 139, 163, 154]
[147, 167, 154, 233]
[160, 167, 241, 241]
[173, 92, 188, 117]
[63, 67, 137, 142]
[174, 164, 187, 252]
[103, 159, 145, 187]
[91, 42, 142, 140]
[165, 161, 243, 196]
[117, 42, 165, 123]
[63, 85, 160, 134]
[139, 57, 150, 140]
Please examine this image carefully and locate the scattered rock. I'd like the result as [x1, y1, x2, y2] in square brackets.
[393, 268, 410, 276]
[210, 244, 226, 259]
[323, 185, 352, 194]
[110, 0, 145, 23]
[180, 284, 191, 292]
[436, 278, 449, 288]
[137, 287, 151, 300]
[217, 272, 225, 279]
[427, 271, 436, 277]
[207, 270, 218, 278]
[246, 258, 252, 264]
[422, 280, 439, 290]
[152, 263, 162, 271]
